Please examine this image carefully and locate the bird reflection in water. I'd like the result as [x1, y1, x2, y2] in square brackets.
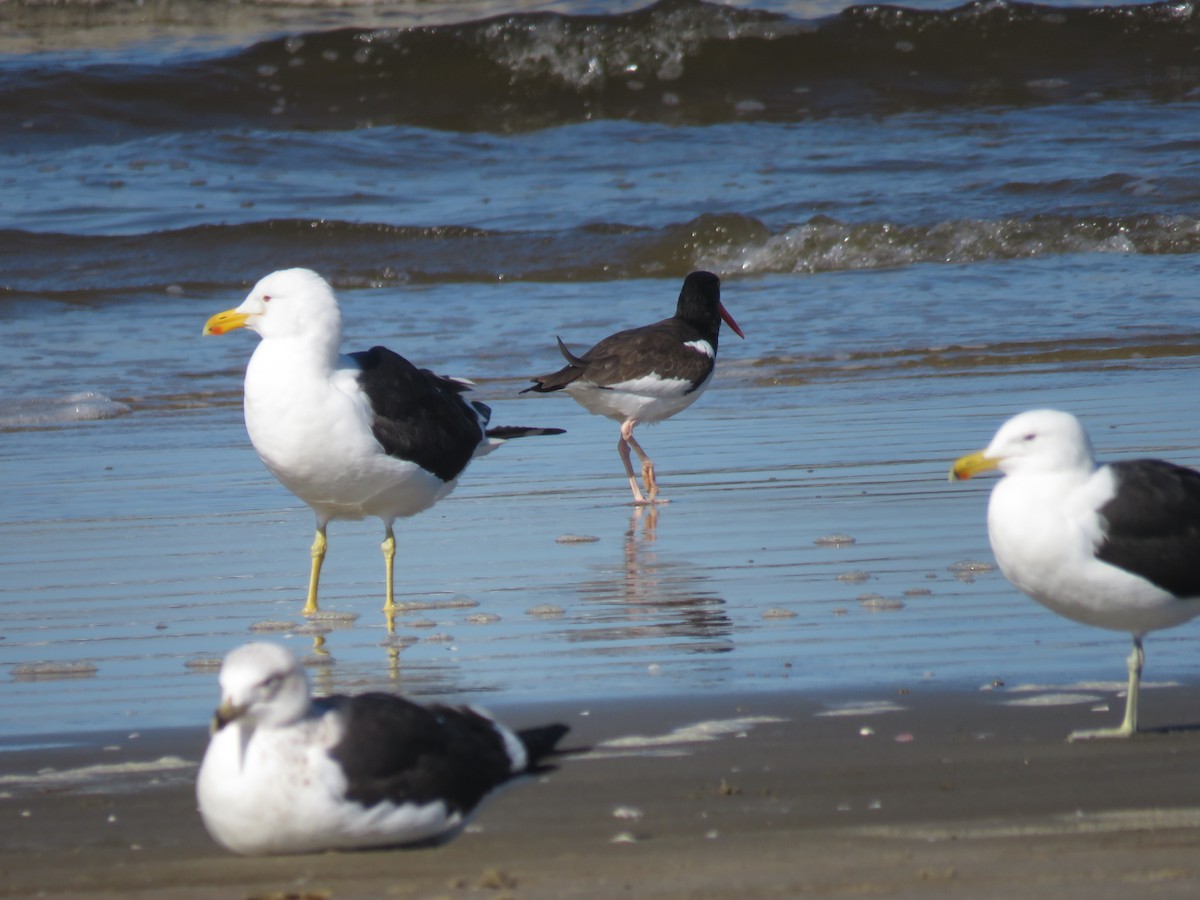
[571, 507, 733, 653]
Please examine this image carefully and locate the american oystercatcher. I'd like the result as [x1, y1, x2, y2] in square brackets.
[951, 409, 1200, 740]
[197, 642, 569, 855]
[203, 268, 563, 617]
[522, 271, 743, 504]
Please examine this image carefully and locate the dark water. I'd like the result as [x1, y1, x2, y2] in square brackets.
[5, 0, 1200, 290]
[2, 0, 1200, 738]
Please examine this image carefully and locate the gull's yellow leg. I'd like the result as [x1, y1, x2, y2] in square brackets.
[1068, 636, 1143, 742]
[1117, 637, 1145, 735]
[303, 526, 327, 616]
[382, 524, 396, 613]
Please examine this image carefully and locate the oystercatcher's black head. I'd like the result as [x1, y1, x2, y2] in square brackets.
[674, 271, 744, 345]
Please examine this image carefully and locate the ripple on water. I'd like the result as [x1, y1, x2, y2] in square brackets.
[0, 393, 131, 428]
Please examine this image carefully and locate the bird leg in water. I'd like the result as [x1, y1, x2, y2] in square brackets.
[617, 427, 648, 505]
[1068, 635, 1144, 742]
[382, 525, 396, 613]
[304, 525, 328, 616]
[620, 419, 667, 505]
[639, 457, 658, 502]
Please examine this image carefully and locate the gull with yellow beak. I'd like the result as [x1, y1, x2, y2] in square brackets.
[951, 408, 1200, 740]
[203, 268, 562, 619]
[197, 642, 569, 855]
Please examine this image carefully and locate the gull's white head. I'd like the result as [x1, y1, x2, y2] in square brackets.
[203, 268, 342, 342]
[951, 409, 1097, 481]
[212, 642, 311, 732]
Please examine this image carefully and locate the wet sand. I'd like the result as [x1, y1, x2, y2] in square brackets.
[7, 262, 1200, 735]
[4, 686, 1200, 899]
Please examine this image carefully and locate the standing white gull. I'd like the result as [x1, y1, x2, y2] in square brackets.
[196, 642, 569, 855]
[522, 271, 743, 505]
[951, 409, 1200, 740]
[203, 268, 562, 618]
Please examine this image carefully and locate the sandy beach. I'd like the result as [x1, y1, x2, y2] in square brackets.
[4, 685, 1200, 899]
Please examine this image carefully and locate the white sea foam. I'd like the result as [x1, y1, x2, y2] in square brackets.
[596, 716, 786, 751]
[0, 757, 196, 795]
[0, 392, 131, 428]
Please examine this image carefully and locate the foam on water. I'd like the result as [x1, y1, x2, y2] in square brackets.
[0, 393, 131, 428]
[0, 757, 196, 796]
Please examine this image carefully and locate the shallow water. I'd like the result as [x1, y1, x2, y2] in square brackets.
[2, 0, 1200, 738]
[4, 259, 1199, 736]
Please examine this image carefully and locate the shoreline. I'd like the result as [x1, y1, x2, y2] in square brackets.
[3, 685, 1200, 898]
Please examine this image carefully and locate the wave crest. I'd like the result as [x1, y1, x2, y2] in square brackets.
[6, 1, 1200, 139]
[3, 212, 1199, 294]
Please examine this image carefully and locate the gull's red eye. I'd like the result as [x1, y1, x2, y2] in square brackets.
[262, 294, 272, 302]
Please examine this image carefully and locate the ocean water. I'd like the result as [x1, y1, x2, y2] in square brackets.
[2, 0, 1200, 738]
